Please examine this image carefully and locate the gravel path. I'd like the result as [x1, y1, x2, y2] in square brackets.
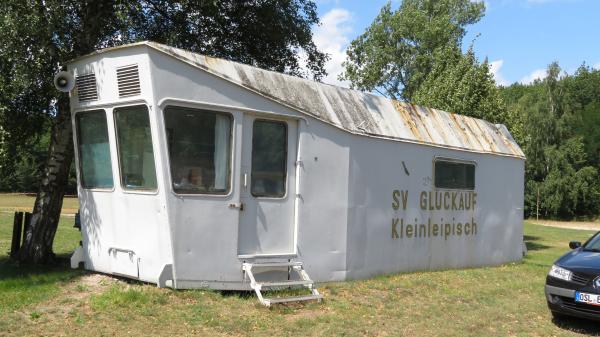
[528, 219, 600, 231]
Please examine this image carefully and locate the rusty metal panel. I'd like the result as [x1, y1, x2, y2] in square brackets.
[145, 42, 525, 159]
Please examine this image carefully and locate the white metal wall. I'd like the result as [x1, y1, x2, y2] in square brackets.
[69, 46, 173, 284]
[147, 49, 351, 287]
[345, 136, 524, 279]
[68, 46, 524, 289]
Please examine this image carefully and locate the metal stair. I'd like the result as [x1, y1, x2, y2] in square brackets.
[242, 261, 323, 307]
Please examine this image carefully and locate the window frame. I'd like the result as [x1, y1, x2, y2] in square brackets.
[250, 118, 289, 199]
[74, 109, 115, 192]
[113, 104, 159, 193]
[163, 105, 234, 196]
[433, 157, 476, 191]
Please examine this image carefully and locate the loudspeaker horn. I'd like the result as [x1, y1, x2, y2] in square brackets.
[53, 71, 75, 92]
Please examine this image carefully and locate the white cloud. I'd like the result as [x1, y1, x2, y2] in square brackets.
[594, 62, 600, 70]
[489, 59, 510, 86]
[519, 68, 547, 84]
[313, 8, 353, 87]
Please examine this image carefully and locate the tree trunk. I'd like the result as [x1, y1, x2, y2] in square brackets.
[16, 94, 73, 264]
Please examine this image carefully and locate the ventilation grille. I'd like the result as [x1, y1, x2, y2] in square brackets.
[76, 73, 98, 102]
[571, 273, 590, 285]
[117, 64, 141, 98]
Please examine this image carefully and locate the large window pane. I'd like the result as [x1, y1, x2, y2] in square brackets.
[114, 105, 157, 190]
[251, 120, 287, 198]
[434, 160, 475, 190]
[76, 110, 113, 189]
[164, 106, 232, 194]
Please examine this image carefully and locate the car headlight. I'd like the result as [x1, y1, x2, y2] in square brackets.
[548, 264, 572, 281]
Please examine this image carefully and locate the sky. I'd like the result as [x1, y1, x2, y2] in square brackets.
[313, 0, 600, 87]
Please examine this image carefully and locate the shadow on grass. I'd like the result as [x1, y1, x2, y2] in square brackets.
[219, 290, 254, 299]
[552, 315, 600, 335]
[0, 254, 83, 284]
[0, 254, 85, 313]
[524, 235, 551, 251]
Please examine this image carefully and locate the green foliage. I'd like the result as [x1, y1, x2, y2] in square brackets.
[540, 138, 600, 217]
[567, 66, 600, 168]
[0, 0, 327, 192]
[411, 47, 507, 123]
[341, 0, 505, 124]
[344, 0, 600, 220]
[503, 63, 600, 219]
[0, 128, 47, 192]
[341, 0, 485, 100]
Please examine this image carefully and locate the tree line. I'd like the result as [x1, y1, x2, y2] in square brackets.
[340, 0, 600, 219]
[503, 64, 600, 219]
[0, 0, 597, 265]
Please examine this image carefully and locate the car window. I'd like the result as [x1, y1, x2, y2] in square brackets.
[583, 232, 600, 250]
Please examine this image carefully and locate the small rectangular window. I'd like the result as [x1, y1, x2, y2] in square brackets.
[114, 105, 157, 190]
[76, 110, 113, 189]
[164, 106, 232, 194]
[251, 120, 287, 198]
[434, 159, 475, 190]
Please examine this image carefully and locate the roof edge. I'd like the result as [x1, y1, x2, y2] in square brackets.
[66, 41, 526, 160]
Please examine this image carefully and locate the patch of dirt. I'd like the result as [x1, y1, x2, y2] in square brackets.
[26, 273, 118, 315]
[528, 219, 600, 231]
[2, 273, 228, 337]
[2, 273, 122, 337]
[67, 273, 118, 299]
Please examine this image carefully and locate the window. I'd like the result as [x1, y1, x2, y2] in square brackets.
[164, 106, 232, 194]
[434, 159, 475, 190]
[114, 105, 157, 190]
[251, 120, 287, 198]
[76, 110, 113, 189]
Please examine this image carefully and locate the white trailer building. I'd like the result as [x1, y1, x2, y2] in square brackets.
[66, 41, 524, 305]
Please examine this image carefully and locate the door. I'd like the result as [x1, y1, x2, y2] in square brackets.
[238, 114, 298, 257]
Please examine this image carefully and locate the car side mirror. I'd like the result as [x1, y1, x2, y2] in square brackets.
[569, 241, 582, 249]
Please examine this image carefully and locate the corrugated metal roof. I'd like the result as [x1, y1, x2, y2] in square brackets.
[75, 41, 525, 158]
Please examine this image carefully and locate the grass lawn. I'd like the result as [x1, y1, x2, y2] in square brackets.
[0, 194, 83, 322]
[0, 193, 79, 215]
[1, 193, 600, 336]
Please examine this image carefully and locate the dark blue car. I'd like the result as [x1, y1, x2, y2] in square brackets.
[546, 231, 600, 321]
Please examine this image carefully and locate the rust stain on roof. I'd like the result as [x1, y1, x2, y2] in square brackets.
[393, 101, 423, 142]
[83, 41, 525, 159]
[426, 109, 448, 144]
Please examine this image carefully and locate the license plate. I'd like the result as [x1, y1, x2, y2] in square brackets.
[575, 292, 600, 306]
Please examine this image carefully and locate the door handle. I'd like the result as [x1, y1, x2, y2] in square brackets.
[229, 203, 245, 211]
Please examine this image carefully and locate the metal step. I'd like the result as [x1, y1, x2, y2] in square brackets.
[243, 261, 303, 268]
[242, 260, 322, 307]
[265, 294, 324, 305]
[260, 280, 314, 288]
